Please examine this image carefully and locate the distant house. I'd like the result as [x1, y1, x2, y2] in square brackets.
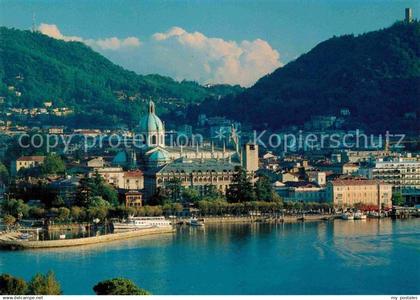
[123, 190, 143, 208]
[280, 172, 300, 183]
[87, 157, 105, 168]
[123, 170, 144, 190]
[12, 155, 45, 175]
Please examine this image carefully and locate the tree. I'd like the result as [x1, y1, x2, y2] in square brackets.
[392, 192, 405, 206]
[76, 173, 118, 207]
[165, 178, 182, 202]
[182, 187, 200, 203]
[0, 162, 10, 184]
[70, 206, 84, 222]
[1, 198, 29, 219]
[93, 278, 150, 295]
[40, 154, 66, 176]
[255, 175, 275, 202]
[28, 271, 62, 295]
[57, 207, 70, 222]
[29, 207, 46, 219]
[226, 167, 256, 203]
[89, 196, 111, 208]
[0, 274, 28, 295]
[149, 187, 170, 206]
[2, 215, 16, 229]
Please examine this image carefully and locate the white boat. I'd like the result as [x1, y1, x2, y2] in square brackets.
[188, 217, 205, 226]
[354, 211, 367, 220]
[341, 213, 354, 220]
[19, 233, 33, 240]
[113, 216, 172, 232]
[367, 211, 380, 218]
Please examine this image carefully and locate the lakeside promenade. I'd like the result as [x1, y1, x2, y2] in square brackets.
[0, 227, 175, 250]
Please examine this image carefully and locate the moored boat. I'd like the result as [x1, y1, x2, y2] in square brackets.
[354, 211, 367, 220]
[188, 217, 205, 226]
[341, 213, 354, 220]
[113, 216, 172, 232]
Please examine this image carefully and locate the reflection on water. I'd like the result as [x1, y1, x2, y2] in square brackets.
[0, 219, 419, 295]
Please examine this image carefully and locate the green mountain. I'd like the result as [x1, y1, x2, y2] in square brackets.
[202, 21, 420, 132]
[0, 27, 243, 128]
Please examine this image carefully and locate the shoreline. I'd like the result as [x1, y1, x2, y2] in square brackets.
[201, 214, 336, 224]
[0, 227, 175, 250]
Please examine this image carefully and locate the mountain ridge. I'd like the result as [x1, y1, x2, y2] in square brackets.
[198, 21, 420, 133]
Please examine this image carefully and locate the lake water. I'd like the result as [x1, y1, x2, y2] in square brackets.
[0, 219, 419, 295]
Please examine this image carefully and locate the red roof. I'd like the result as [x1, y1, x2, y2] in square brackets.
[17, 155, 45, 162]
[124, 170, 143, 178]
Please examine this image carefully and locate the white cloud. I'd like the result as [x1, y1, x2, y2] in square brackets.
[38, 24, 281, 86]
[38, 23, 83, 42]
[38, 23, 140, 50]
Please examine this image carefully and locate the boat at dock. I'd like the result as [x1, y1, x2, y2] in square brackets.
[113, 216, 172, 232]
[354, 211, 367, 220]
[341, 213, 354, 220]
[188, 217, 205, 226]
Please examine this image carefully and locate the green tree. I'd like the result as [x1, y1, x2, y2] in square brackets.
[29, 207, 46, 219]
[41, 154, 66, 176]
[76, 173, 118, 207]
[255, 175, 275, 202]
[0, 162, 10, 184]
[182, 187, 199, 203]
[70, 206, 86, 222]
[2, 215, 16, 229]
[93, 278, 150, 295]
[226, 167, 256, 203]
[0, 274, 28, 295]
[165, 178, 182, 202]
[28, 271, 62, 295]
[392, 192, 405, 206]
[57, 207, 70, 222]
[1, 199, 29, 219]
[149, 187, 170, 206]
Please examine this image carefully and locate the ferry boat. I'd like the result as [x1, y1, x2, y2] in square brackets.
[188, 217, 205, 226]
[113, 216, 172, 232]
[341, 213, 354, 220]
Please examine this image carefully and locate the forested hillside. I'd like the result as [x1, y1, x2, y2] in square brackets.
[0, 27, 242, 127]
[198, 21, 420, 132]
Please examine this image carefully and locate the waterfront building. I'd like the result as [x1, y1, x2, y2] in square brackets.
[326, 178, 392, 209]
[358, 159, 420, 204]
[144, 157, 238, 199]
[275, 181, 326, 202]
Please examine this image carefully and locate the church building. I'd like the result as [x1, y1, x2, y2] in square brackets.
[136, 101, 259, 202]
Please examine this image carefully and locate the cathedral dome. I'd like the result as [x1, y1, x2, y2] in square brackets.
[139, 101, 164, 133]
[147, 148, 170, 167]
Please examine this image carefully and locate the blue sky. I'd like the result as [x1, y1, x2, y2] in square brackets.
[1, 0, 418, 86]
